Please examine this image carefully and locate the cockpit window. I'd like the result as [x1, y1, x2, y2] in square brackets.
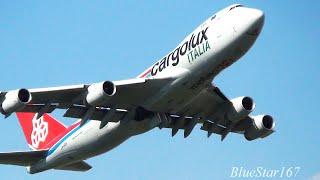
[229, 5, 244, 11]
[211, 15, 216, 20]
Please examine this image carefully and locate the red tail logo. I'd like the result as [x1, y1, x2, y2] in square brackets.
[16, 113, 67, 150]
[30, 115, 49, 148]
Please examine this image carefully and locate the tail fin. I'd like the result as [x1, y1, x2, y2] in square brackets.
[16, 113, 67, 150]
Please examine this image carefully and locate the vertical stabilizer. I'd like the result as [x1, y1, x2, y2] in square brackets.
[16, 113, 67, 150]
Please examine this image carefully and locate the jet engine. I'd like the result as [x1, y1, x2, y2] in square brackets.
[0, 89, 32, 115]
[244, 115, 275, 141]
[85, 81, 116, 106]
[227, 96, 255, 122]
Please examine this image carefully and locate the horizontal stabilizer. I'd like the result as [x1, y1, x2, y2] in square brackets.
[55, 161, 92, 172]
[0, 150, 47, 166]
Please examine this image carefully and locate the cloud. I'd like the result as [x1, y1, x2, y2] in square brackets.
[311, 173, 320, 180]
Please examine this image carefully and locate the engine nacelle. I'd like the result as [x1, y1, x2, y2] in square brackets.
[0, 89, 32, 115]
[85, 81, 116, 106]
[227, 96, 255, 122]
[244, 115, 275, 141]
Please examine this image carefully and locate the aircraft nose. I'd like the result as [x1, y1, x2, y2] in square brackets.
[233, 8, 265, 36]
[226, 7, 265, 60]
[247, 9, 264, 36]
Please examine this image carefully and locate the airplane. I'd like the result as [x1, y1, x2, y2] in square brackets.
[0, 4, 275, 174]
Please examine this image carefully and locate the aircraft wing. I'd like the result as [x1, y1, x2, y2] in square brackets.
[154, 83, 243, 138]
[173, 83, 231, 122]
[31, 78, 170, 108]
[0, 78, 171, 115]
[157, 83, 275, 141]
[29, 78, 168, 108]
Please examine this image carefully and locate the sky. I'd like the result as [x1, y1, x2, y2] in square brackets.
[0, 0, 319, 179]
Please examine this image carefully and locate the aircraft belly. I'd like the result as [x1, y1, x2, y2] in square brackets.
[41, 121, 131, 169]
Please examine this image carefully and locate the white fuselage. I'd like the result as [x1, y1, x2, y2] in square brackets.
[29, 4, 264, 174]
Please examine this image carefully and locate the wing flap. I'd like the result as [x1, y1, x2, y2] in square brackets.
[16, 104, 57, 113]
[0, 150, 47, 166]
[63, 106, 127, 121]
[201, 121, 225, 135]
[63, 106, 108, 120]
